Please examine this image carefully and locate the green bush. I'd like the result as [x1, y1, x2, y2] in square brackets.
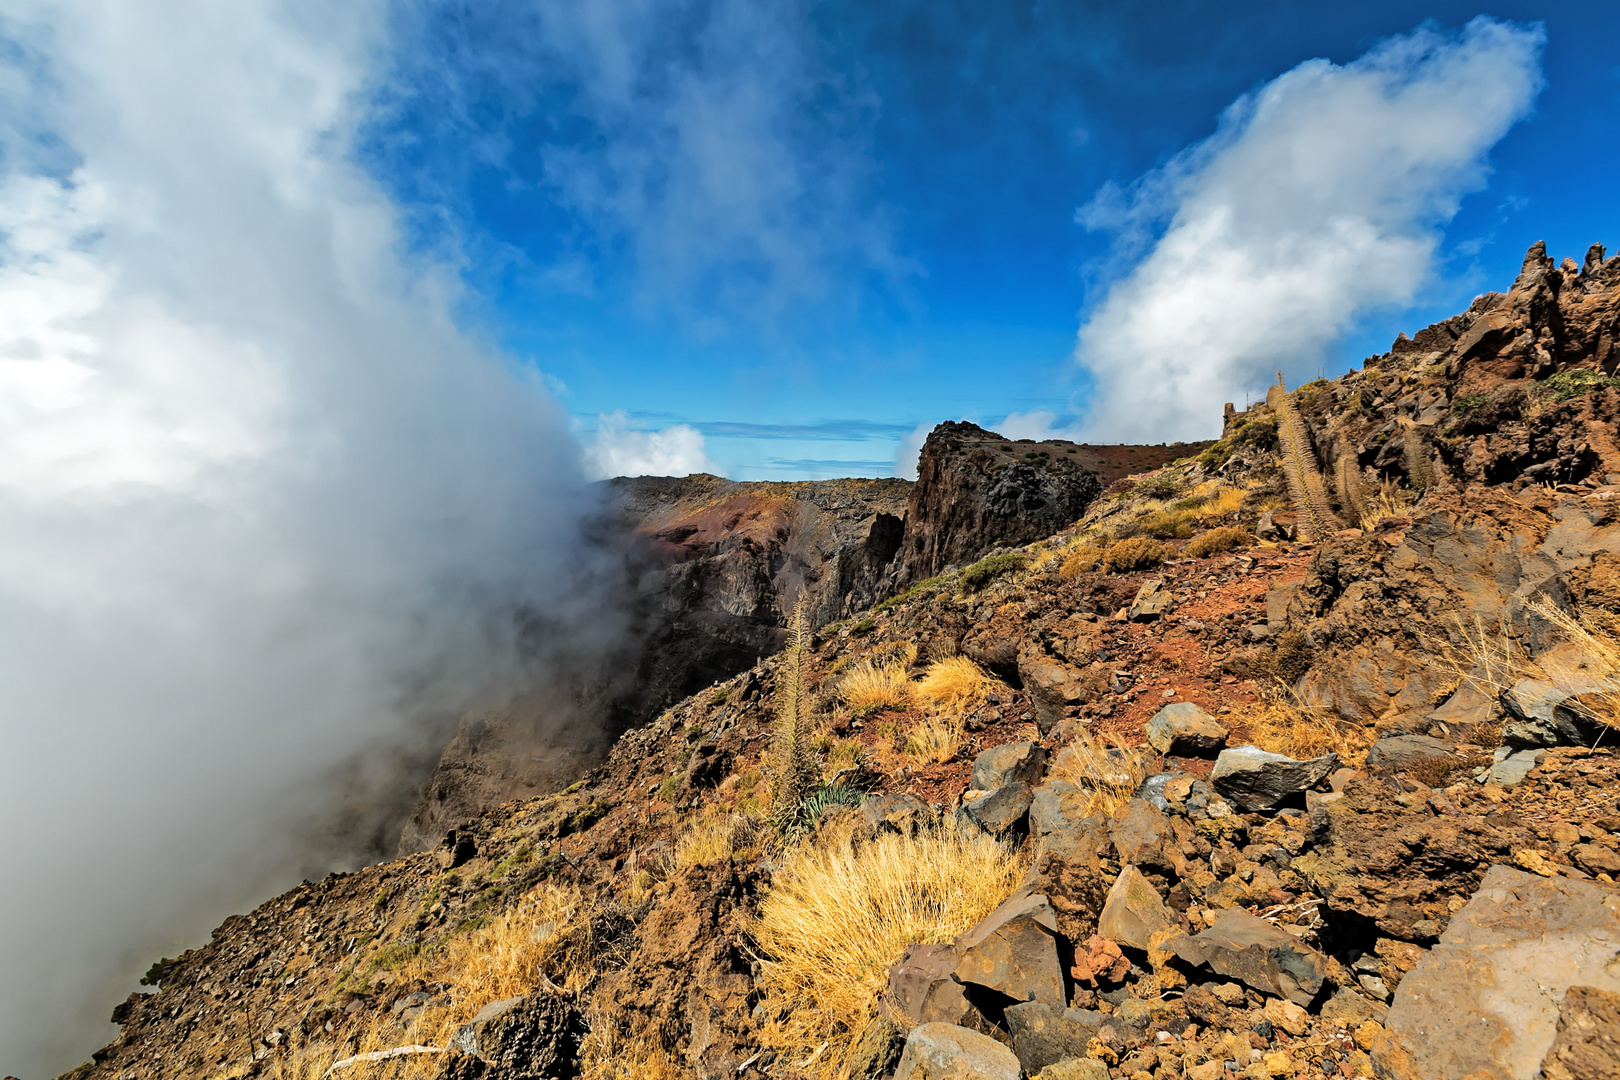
[960, 552, 1029, 591]
[1540, 368, 1620, 403]
[850, 616, 876, 636]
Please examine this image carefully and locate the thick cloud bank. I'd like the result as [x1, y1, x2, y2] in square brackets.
[0, 2, 615, 1073]
[1075, 17, 1545, 442]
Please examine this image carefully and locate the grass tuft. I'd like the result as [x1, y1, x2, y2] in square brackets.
[960, 551, 1029, 591]
[751, 823, 1029, 1073]
[1048, 731, 1154, 817]
[838, 660, 911, 717]
[1184, 526, 1253, 559]
[912, 656, 995, 715]
[1101, 537, 1171, 573]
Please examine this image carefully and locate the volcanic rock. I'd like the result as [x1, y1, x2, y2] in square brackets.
[1211, 746, 1338, 811]
[1377, 864, 1620, 1080]
[954, 893, 1066, 1008]
[957, 781, 1033, 840]
[1169, 907, 1327, 1007]
[1003, 1001, 1106, 1077]
[1096, 866, 1176, 951]
[1144, 702, 1228, 756]
[971, 742, 1047, 791]
[894, 1023, 1021, 1080]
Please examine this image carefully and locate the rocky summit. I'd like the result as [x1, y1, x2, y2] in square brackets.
[63, 243, 1620, 1080]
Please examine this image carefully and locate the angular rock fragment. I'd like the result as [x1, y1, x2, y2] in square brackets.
[1485, 746, 1545, 786]
[1034, 1060, 1110, 1080]
[894, 1022, 1021, 1080]
[1169, 907, 1327, 1006]
[1003, 1001, 1106, 1077]
[972, 742, 1047, 791]
[1128, 579, 1172, 622]
[885, 944, 993, 1032]
[954, 893, 1066, 1007]
[1379, 864, 1620, 1080]
[956, 781, 1033, 840]
[1068, 935, 1129, 987]
[1145, 702, 1228, 756]
[1211, 746, 1338, 811]
[1500, 677, 1615, 748]
[1096, 866, 1176, 951]
[863, 792, 931, 836]
[1020, 656, 1099, 734]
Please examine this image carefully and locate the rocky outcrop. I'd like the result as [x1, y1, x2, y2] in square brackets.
[898, 422, 1204, 585]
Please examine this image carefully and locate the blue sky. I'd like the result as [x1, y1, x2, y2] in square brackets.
[364, 3, 1615, 478]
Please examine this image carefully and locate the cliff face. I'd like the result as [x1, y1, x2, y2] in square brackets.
[897, 422, 1207, 585]
[401, 475, 911, 851]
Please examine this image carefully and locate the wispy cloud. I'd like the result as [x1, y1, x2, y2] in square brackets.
[370, 0, 908, 337]
[1074, 16, 1545, 441]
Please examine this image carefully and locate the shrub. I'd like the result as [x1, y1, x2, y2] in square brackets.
[1272, 630, 1315, 684]
[875, 573, 951, 612]
[1137, 509, 1196, 539]
[1540, 368, 1620, 403]
[1184, 526, 1253, 559]
[850, 616, 875, 636]
[1101, 536, 1170, 573]
[1059, 545, 1103, 577]
[838, 661, 911, 717]
[1132, 473, 1182, 500]
[912, 656, 996, 716]
[752, 824, 1029, 1070]
[960, 551, 1029, 591]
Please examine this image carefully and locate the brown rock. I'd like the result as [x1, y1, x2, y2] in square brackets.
[894, 1022, 1022, 1080]
[1097, 867, 1176, 951]
[954, 893, 1066, 1007]
[1169, 908, 1327, 1007]
[1379, 864, 1620, 1080]
[1540, 985, 1620, 1080]
[1069, 935, 1130, 988]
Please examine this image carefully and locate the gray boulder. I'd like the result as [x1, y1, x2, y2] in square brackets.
[1211, 745, 1338, 810]
[894, 1023, 1021, 1080]
[1145, 702, 1228, 756]
[971, 742, 1047, 791]
[954, 893, 1065, 1008]
[1378, 864, 1620, 1080]
[956, 781, 1033, 840]
[863, 792, 931, 836]
[883, 943, 995, 1033]
[1029, 780, 1093, 837]
[1485, 746, 1546, 787]
[1500, 677, 1614, 748]
[1169, 907, 1327, 1006]
[1003, 1001, 1106, 1076]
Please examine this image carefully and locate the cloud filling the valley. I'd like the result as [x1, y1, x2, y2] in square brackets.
[0, 1, 622, 1072]
[1074, 16, 1545, 442]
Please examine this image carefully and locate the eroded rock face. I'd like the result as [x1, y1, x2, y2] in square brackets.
[1377, 864, 1620, 1080]
[448, 993, 585, 1079]
[1169, 908, 1327, 1007]
[899, 422, 1110, 586]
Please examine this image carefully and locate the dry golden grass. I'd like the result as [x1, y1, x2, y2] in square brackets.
[1184, 525, 1253, 559]
[674, 813, 766, 869]
[1358, 482, 1414, 530]
[838, 660, 912, 716]
[1048, 730, 1154, 817]
[751, 822, 1029, 1074]
[1229, 694, 1371, 768]
[902, 715, 964, 764]
[912, 656, 996, 715]
[867, 639, 920, 666]
[263, 885, 590, 1080]
[1101, 536, 1171, 573]
[578, 1020, 685, 1080]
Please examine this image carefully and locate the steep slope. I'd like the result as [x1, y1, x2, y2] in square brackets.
[60, 241, 1620, 1080]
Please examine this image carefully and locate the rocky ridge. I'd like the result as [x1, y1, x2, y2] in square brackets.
[60, 243, 1620, 1080]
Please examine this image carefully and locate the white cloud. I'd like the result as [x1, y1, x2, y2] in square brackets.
[584, 411, 721, 479]
[1074, 17, 1545, 442]
[0, 2, 618, 1072]
[893, 421, 932, 480]
[996, 410, 1086, 442]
